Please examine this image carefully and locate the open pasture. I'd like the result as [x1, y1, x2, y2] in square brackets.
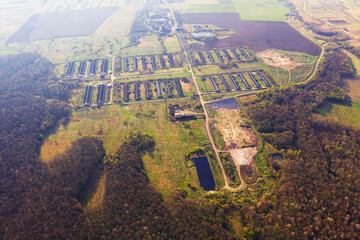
[183, 13, 321, 56]
[40, 102, 224, 196]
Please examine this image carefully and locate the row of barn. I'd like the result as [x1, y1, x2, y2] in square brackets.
[120, 78, 184, 102]
[201, 71, 271, 93]
[196, 47, 249, 65]
[83, 84, 107, 106]
[118, 53, 182, 73]
[66, 59, 109, 78]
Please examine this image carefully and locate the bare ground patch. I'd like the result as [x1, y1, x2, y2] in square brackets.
[256, 49, 304, 71]
[230, 147, 257, 166]
[214, 108, 255, 149]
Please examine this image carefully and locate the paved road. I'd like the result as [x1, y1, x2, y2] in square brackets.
[110, 56, 115, 104]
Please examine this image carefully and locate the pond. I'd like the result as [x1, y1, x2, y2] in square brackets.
[206, 97, 240, 110]
[193, 156, 216, 191]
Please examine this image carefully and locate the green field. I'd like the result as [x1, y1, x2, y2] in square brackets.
[41, 102, 224, 197]
[170, 0, 288, 21]
[317, 101, 360, 128]
[122, 35, 164, 57]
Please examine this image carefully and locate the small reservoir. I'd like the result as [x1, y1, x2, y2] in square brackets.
[206, 97, 240, 110]
[193, 157, 215, 191]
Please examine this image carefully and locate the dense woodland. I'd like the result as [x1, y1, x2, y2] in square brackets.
[243, 48, 360, 239]
[1, 48, 360, 239]
[0, 54, 233, 239]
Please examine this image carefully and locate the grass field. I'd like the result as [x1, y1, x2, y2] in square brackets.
[233, 0, 288, 21]
[169, 0, 288, 21]
[122, 35, 164, 56]
[41, 102, 224, 196]
[317, 101, 360, 128]
[162, 36, 182, 53]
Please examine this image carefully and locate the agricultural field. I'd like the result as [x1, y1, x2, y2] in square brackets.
[304, 0, 360, 35]
[40, 102, 225, 196]
[341, 50, 360, 101]
[0, 0, 132, 45]
[1, 2, 139, 63]
[317, 101, 360, 128]
[7, 7, 119, 43]
[169, 0, 288, 21]
[182, 12, 321, 55]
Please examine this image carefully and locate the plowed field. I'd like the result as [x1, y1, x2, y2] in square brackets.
[183, 13, 321, 56]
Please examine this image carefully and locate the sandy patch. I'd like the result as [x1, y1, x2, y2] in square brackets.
[256, 49, 303, 71]
[230, 147, 257, 166]
[214, 108, 256, 149]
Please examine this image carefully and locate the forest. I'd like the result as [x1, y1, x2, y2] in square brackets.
[0, 54, 233, 239]
[242, 48, 360, 239]
[1, 47, 360, 239]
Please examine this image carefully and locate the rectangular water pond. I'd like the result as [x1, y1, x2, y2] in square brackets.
[193, 157, 215, 191]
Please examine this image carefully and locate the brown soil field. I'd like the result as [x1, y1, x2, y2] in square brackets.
[183, 13, 321, 56]
[7, 7, 118, 43]
[340, 76, 360, 101]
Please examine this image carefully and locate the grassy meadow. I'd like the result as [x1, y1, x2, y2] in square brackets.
[41, 102, 225, 197]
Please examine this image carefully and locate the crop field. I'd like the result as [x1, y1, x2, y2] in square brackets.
[317, 101, 360, 128]
[183, 13, 321, 56]
[170, 0, 288, 21]
[7, 7, 119, 43]
[0, 0, 134, 45]
[40, 102, 224, 196]
[306, 0, 360, 35]
[340, 50, 360, 101]
[1, 4, 138, 63]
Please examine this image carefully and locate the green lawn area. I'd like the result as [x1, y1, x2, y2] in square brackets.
[41, 102, 224, 197]
[317, 101, 360, 128]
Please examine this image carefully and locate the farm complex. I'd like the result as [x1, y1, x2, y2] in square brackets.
[29, 0, 327, 195]
[6, 0, 352, 200]
[3, 0, 360, 238]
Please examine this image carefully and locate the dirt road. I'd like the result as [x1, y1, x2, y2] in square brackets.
[162, 0, 246, 191]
